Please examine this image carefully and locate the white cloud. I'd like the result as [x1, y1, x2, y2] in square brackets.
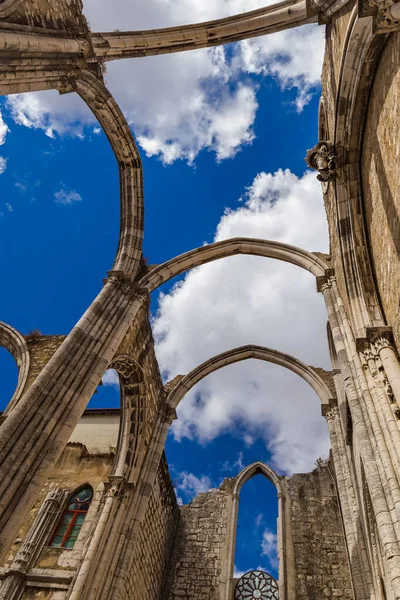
[102, 369, 119, 387]
[0, 111, 9, 145]
[0, 157, 7, 174]
[54, 188, 82, 205]
[7, 91, 93, 139]
[5, 203, 12, 212]
[237, 25, 324, 112]
[4, 0, 323, 163]
[261, 529, 278, 569]
[175, 471, 212, 500]
[153, 169, 330, 473]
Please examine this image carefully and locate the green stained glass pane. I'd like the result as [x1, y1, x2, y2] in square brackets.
[69, 525, 82, 537]
[79, 502, 90, 511]
[51, 536, 63, 547]
[76, 488, 92, 502]
[61, 512, 74, 524]
[56, 524, 69, 536]
[75, 513, 86, 525]
[68, 502, 78, 510]
[65, 537, 76, 549]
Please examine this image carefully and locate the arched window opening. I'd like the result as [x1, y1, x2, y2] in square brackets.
[0, 347, 18, 411]
[50, 485, 93, 549]
[234, 473, 279, 582]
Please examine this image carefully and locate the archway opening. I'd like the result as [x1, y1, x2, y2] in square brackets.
[234, 473, 279, 581]
[0, 346, 18, 411]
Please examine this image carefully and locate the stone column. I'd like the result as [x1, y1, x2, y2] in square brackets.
[322, 278, 400, 599]
[0, 486, 68, 600]
[325, 404, 373, 600]
[367, 328, 400, 411]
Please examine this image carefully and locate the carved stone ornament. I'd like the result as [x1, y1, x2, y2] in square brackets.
[305, 141, 337, 189]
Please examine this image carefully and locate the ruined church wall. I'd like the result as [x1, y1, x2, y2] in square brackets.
[125, 454, 179, 600]
[164, 487, 231, 600]
[283, 464, 353, 600]
[320, 0, 358, 322]
[361, 32, 400, 350]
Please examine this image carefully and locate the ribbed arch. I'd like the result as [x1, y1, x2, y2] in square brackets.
[0, 321, 30, 414]
[109, 354, 147, 484]
[140, 238, 330, 293]
[166, 344, 334, 411]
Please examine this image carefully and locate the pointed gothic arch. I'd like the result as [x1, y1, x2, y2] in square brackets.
[222, 462, 294, 600]
[0, 321, 30, 415]
[139, 237, 330, 294]
[166, 344, 334, 412]
[108, 354, 147, 484]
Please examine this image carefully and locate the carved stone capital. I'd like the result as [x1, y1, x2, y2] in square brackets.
[316, 269, 335, 293]
[324, 405, 339, 421]
[105, 270, 148, 297]
[305, 141, 337, 190]
[161, 404, 177, 425]
[322, 398, 338, 419]
[366, 326, 395, 353]
[355, 337, 375, 362]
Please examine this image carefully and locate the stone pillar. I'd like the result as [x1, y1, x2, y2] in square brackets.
[367, 328, 400, 411]
[325, 404, 374, 599]
[322, 277, 400, 599]
[0, 486, 68, 600]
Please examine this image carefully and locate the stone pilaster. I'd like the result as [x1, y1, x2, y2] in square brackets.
[0, 486, 68, 600]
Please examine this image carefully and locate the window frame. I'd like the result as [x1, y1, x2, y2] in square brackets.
[49, 484, 93, 550]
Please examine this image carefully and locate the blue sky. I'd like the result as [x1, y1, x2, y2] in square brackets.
[0, 2, 330, 579]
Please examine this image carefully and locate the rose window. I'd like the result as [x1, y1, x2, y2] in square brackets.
[235, 570, 279, 600]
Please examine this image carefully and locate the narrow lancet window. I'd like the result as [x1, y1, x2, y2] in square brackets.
[50, 485, 93, 549]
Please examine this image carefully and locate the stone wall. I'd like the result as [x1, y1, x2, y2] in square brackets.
[361, 32, 400, 350]
[320, 0, 357, 322]
[3, 443, 114, 568]
[164, 486, 230, 600]
[283, 463, 353, 600]
[25, 335, 66, 389]
[125, 454, 179, 600]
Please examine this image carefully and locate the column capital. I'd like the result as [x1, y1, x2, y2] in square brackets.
[316, 269, 335, 293]
[366, 326, 395, 353]
[104, 270, 149, 297]
[160, 404, 177, 425]
[322, 398, 338, 418]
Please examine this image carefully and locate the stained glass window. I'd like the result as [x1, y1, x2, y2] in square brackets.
[235, 570, 279, 600]
[50, 485, 93, 549]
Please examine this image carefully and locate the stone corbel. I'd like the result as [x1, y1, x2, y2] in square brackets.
[360, 0, 400, 30]
[305, 141, 337, 191]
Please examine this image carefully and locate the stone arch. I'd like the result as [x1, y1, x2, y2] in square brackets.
[166, 345, 334, 412]
[223, 462, 293, 600]
[74, 70, 144, 279]
[109, 355, 147, 484]
[90, 0, 314, 61]
[0, 0, 23, 19]
[0, 321, 30, 414]
[140, 237, 330, 293]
